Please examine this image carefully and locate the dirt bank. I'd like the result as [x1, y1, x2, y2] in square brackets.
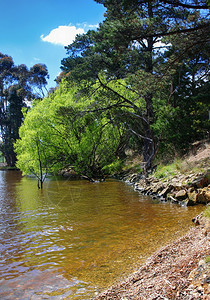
[94, 216, 209, 300]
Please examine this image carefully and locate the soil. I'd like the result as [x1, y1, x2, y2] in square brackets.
[184, 141, 210, 169]
[94, 218, 209, 299]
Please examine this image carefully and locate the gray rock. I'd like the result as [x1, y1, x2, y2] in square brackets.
[158, 185, 173, 198]
[175, 189, 188, 201]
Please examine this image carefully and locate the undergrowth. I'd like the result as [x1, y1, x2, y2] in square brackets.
[153, 158, 206, 180]
[203, 206, 210, 218]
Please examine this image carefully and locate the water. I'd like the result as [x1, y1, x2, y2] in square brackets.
[0, 171, 203, 299]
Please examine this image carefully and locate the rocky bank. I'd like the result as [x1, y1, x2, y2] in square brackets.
[125, 170, 210, 206]
[124, 142, 210, 206]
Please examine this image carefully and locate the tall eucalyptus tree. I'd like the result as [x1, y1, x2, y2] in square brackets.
[0, 52, 49, 166]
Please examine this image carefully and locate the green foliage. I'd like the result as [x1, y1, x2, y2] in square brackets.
[15, 1, 210, 182]
[203, 206, 210, 218]
[102, 159, 124, 174]
[153, 162, 178, 179]
[61, 0, 209, 172]
[0, 151, 4, 163]
[15, 80, 124, 184]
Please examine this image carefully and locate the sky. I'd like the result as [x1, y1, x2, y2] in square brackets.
[0, 0, 105, 90]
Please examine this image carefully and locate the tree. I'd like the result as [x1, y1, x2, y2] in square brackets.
[1, 86, 26, 166]
[161, 27, 210, 149]
[15, 95, 63, 188]
[29, 64, 49, 98]
[61, 0, 209, 173]
[0, 53, 49, 166]
[15, 80, 123, 187]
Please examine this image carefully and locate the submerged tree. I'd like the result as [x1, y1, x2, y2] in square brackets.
[15, 81, 123, 187]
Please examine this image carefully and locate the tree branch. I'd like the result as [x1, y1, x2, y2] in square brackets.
[160, 0, 209, 9]
[128, 127, 153, 142]
[136, 23, 210, 41]
[97, 75, 140, 110]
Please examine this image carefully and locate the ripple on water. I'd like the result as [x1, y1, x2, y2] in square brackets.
[0, 173, 204, 299]
[0, 269, 94, 299]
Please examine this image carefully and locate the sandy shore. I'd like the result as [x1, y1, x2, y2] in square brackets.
[94, 217, 209, 300]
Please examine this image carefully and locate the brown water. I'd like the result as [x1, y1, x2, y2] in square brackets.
[0, 171, 203, 299]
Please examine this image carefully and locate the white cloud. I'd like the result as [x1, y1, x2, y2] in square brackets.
[41, 25, 85, 46]
[76, 22, 99, 30]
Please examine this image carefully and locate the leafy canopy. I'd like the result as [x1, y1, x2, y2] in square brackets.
[15, 79, 126, 184]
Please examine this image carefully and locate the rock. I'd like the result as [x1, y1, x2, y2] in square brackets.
[188, 191, 197, 204]
[167, 195, 179, 204]
[134, 183, 145, 192]
[204, 191, 210, 202]
[185, 198, 196, 206]
[188, 187, 195, 193]
[191, 173, 209, 188]
[201, 187, 210, 203]
[158, 185, 173, 198]
[192, 214, 210, 236]
[192, 215, 202, 225]
[151, 184, 164, 194]
[125, 167, 209, 207]
[188, 258, 210, 297]
[160, 197, 166, 202]
[175, 189, 188, 201]
[137, 179, 146, 186]
[172, 182, 183, 191]
[129, 173, 141, 183]
[60, 168, 80, 179]
[196, 189, 209, 204]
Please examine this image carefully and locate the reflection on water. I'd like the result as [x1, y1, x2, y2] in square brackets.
[0, 171, 203, 299]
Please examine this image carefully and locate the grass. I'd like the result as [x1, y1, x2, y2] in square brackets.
[203, 205, 210, 218]
[153, 157, 207, 180]
[0, 165, 19, 170]
[153, 159, 188, 179]
[205, 256, 210, 263]
[154, 162, 178, 179]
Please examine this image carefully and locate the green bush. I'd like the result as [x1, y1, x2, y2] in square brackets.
[153, 162, 178, 179]
[102, 159, 124, 174]
[0, 152, 4, 163]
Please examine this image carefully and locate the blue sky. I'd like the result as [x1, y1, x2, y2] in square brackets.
[0, 0, 105, 89]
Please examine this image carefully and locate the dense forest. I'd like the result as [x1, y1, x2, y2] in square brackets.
[1, 0, 209, 188]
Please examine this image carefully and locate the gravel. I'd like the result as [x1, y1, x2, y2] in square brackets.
[94, 218, 209, 300]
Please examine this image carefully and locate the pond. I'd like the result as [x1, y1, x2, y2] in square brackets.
[0, 171, 203, 299]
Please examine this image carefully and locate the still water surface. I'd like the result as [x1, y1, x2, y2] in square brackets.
[0, 171, 203, 299]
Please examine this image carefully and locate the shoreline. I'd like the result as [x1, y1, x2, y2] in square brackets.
[94, 216, 209, 299]
[122, 169, 210, 207]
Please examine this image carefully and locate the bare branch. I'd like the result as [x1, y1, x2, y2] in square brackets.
[128, 127, 153, 142]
